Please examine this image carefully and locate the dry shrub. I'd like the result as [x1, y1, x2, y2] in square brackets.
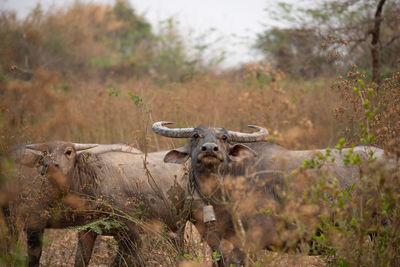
[240, 61, 286, 86]
[0, 2, 152, 80]
[374, 73, 400, 156]
[333, 66, 400, 155]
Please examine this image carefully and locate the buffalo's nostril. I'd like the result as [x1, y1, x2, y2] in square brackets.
[201, 146, 207, 151]
[213, 146, 219, 152]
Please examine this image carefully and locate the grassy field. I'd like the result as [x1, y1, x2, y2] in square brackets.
[1, 2, 400, 266]
[1, 69, 344, 150]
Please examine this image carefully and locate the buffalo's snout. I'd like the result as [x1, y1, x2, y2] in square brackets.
[201, 143, 219, 153]
[198, 142, 223, 164]
[41, 157, 59, 175]
[43, 157, 59, 168]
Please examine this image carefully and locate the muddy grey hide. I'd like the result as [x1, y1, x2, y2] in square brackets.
[6, 141, 189, 267]
[152, 121, 393, 266]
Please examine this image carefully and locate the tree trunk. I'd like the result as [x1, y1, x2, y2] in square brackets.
[370, 0, 386, 84]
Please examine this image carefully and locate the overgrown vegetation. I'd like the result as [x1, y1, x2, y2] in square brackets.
[0, 0, 399, 266]
[296, 75, 400, 266]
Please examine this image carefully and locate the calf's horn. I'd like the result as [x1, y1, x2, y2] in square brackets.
[26, 143, 97, 152]
[73, 143, 98, 151]
[25, 144, 40, 151]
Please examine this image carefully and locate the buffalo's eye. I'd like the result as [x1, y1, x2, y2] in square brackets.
[193, 133, 199, 139]
[222, 135, 228, 141]
[65, 150, 72, 156]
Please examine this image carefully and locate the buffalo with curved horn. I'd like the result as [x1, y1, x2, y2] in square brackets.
[153, 121, 392, 266]
[153, 121, 274, 266]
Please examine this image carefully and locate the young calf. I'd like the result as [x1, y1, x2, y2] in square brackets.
[8, 142, 189, 266]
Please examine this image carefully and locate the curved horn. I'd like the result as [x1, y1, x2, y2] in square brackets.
[227, 125, 269, 142]
[25, 144, 41, 151]
[152, 121, 194, 138]
[73, 143, 98, 151]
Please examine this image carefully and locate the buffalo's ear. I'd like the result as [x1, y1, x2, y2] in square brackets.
[229, 144, 257, 158]
[9, 145, 43, 168]
[164, 146, 190, 164]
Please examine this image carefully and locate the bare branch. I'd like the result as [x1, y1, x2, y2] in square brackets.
[385, 34, 400, 47]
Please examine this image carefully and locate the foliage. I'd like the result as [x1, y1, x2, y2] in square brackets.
[0, 137, 26, 266]
[69, 217, 127, 235]
[255, 28, 334, 79]
[149, 18, 225, 84]
[0, 1, 221, 83]
[239, 61, 286, 87]
[311, 161, 400, 266]
[106, 87, 121, 96]
[333, 67, 400, 155]
[256, 0, 400, 80]
[299, 74, 400, 266]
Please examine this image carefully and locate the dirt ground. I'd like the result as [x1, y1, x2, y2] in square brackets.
[39, 222, 213, 267]
[38, 223, 324, 267]
[40, 229, 115, 267]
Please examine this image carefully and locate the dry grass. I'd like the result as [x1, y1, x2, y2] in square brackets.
[0, 69, 343, 151]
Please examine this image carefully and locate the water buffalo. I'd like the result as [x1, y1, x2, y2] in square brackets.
[6, 143, 108, 266]
[7, 142, 190, 267]
[152, 121, 390, 266]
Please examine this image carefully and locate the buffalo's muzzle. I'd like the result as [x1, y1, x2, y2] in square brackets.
[41, 157, 59, 175]
[197, 152, 223, 165]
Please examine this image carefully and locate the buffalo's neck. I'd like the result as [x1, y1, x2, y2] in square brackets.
[192, 167, 225, 203]
[71, 165, 97, 197]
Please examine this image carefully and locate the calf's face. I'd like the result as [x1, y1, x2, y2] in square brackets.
[25, 142, 96, 177]
[26, 142, 78, 175]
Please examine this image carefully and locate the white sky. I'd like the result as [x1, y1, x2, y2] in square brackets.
[0, 0, 276, 68]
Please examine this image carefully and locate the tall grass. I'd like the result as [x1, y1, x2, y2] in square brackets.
[0, 68, 345, 151]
